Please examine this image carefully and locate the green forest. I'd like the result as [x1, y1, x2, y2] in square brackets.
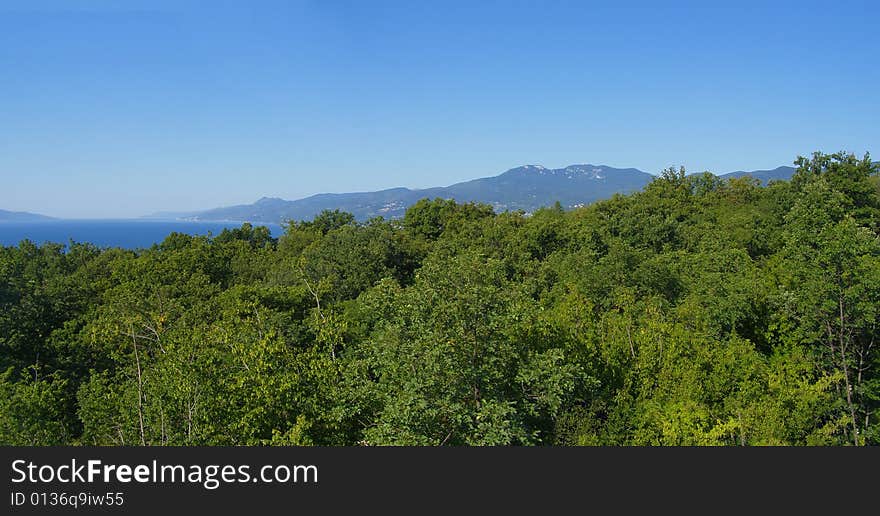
[2, 151, 879, 446]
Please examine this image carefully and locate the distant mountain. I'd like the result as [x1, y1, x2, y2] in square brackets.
[0, 209, 55, 222]
[718, 161, 880, 184]
[718, 166, 796, 185]
[193, 164, 655, 224]
[186, 162, 812, 225]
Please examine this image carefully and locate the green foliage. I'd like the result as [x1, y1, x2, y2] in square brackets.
[293, 209, 356, 235]
[0, 368, 69, 445]
[347, 252, 591, 445]
[402, 198, 494, 241]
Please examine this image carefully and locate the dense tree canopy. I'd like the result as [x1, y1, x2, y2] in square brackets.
[2, 152, 878, 445]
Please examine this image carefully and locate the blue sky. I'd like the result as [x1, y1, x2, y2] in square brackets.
[1, 1, 878, 218]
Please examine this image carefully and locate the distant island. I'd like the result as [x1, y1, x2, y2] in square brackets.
[0, 209, 55, 222]
[182, 164, 797, 224]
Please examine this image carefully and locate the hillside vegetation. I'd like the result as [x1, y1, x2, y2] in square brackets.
[2, 152, 878, 446]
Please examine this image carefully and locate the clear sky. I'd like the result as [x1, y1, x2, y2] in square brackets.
[1, 0, 878, 218]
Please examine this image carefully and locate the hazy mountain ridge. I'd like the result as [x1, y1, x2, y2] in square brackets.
[719, 166, 797, 185]
[191, 164, 658, 224]
[0, 209, 55, 222]
[188, 163, 801, 224]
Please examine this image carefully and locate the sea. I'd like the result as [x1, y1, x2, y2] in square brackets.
[0, 219, 285, 250]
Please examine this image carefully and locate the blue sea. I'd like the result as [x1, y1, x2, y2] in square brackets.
[0, 220, 284, 249]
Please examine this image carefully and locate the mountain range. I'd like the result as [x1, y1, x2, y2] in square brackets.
[186, 164, 797, 224]
[717, 166, 797, 184]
